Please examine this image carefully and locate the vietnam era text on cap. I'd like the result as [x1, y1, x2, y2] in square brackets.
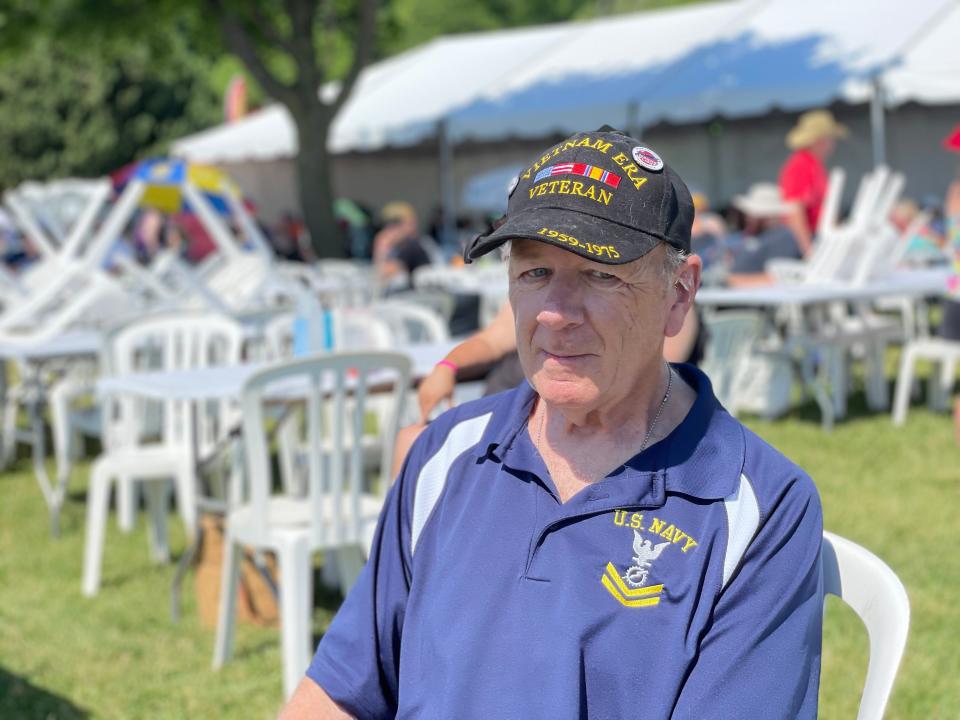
[465, 128, 694, 265]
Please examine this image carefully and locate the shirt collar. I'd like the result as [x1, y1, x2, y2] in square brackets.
[476, 364, 744, 503]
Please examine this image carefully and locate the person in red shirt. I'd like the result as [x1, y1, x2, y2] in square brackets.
[778, 110, 847, 256]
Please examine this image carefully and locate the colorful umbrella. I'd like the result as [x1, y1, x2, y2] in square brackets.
[130, 158, 237, 215]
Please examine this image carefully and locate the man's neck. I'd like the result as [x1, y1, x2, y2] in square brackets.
[531, 368, 698, 501]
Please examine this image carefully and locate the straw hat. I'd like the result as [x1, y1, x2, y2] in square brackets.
[786, 110, 848, 150]
[732, 183, 790, 218]
[381, 201, 416, 223]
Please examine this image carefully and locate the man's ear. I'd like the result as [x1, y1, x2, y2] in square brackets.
[664, 254, 701, 337]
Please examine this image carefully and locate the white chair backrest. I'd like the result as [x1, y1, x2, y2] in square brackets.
[315, 260, 376, 307]
[388, 289, 457, 325]
[263, 312, 296, 361]
[698, 311, 764, 410]
[0, 265, 137, 341]
[372, 301, 449, 345]
[849, 166, 890, 230]
[339, 308, 396, 350]
[238, 351, 412, 546]
[263, 307, 396, 361]
[103, 312, 244, 451]
[816, 167, 846, 238]
[822, 531, 910, 720]
[837, 171, 905, 285]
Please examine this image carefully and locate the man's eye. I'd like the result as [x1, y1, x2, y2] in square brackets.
[589, 270, 617, 281]
[521, 267, 550, 279]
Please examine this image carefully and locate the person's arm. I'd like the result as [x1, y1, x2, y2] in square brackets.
[946, 178, 960, 218]
[372, 226, 404, 280]
[671, 472, 823, 719]
[417, 301, 517, 421]
[783, 202, 813, 258]
[280, 678, 354, 719]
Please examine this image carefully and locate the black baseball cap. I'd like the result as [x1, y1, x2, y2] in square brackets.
[465, 128, 693, 265]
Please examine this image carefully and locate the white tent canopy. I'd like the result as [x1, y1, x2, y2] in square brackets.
[173, 22, 571, 162]
[450, 0, 956, 140]
[883, 0, 960, 107]
[172, 0, 960, 164]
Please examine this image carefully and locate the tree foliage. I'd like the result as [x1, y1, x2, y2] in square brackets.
[0, 15, 220, 190]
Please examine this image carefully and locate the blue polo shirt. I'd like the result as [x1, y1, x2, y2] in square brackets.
[308, 364, 823, 719]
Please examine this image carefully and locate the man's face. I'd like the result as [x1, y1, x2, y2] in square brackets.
[811, 136, 836, 158]
[508, 239, 696, 414]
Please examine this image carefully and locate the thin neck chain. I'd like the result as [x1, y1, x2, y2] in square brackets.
[639, 365, 673, 453]
[536, 364, 674, 453]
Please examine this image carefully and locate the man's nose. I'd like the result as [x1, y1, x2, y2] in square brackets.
[536, 274, 585, 329]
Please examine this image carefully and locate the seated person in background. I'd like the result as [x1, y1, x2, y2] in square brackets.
[0, 207, 35, 269]
[725, 182, 802, 288]
[372, 202, 437, 291]
[283, 127, 822, 719]
[689, 189, 727, 271]
[891, 198, 946, 266]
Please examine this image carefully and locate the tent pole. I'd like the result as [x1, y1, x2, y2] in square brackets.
[870, 76, 887, 169]
[626, 101, 642, 140]
[438, 118, 457, 251]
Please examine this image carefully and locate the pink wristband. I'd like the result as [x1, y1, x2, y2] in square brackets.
[436, 359, 459, 373]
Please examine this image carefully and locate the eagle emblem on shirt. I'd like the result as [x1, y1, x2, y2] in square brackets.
[600, 529, 668, 608]
[624, 531, 670, 588]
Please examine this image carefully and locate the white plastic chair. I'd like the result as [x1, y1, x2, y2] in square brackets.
[822, 531, 910, 720]
[891, 336, 960, 425]
[212, 351, 412, 699]
[82, 312, 244, 596]
[372, 300, 450, 345]
[699, 310, 794, 418]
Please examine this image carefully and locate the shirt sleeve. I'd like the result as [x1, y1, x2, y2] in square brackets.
[671, 473, 823, 719]
[305, 446, 422, 719]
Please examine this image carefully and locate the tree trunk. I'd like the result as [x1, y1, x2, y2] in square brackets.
[292, 106, 345, 260]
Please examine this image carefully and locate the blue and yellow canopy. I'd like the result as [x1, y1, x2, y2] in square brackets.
[129, 158, 237, 215]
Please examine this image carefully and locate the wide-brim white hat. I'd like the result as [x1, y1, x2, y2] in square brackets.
[732, 183, 791, 218]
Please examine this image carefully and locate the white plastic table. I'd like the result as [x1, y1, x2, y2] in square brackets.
[696, 269, 949, 307]
[694, 269, 949, 429]
[95, 340, 458, 620]
[97, 341, 459, 401]
[0, 330, 103, 535]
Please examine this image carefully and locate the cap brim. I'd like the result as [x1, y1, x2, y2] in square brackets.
[465, 206, 663, 265]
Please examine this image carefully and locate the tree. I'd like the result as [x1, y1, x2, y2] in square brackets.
[0, 28, 220, 190]
[0, 0, 378, 259]
[205, 0, 378, 259]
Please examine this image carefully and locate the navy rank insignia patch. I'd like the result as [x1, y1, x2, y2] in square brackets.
[601, 511, 699, 608]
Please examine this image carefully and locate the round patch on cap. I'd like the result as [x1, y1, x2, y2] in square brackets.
[631, 146, 664, 172]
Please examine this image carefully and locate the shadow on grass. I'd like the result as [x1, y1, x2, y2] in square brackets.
[0, 667, 90, 719]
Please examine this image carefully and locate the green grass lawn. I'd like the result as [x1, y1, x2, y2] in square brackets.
[1, 390, 959, 718]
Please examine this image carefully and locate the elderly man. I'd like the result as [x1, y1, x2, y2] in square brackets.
[282, 129, 823, 719]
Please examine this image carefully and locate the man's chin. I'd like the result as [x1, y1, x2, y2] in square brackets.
[531, 374, 599, 408]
